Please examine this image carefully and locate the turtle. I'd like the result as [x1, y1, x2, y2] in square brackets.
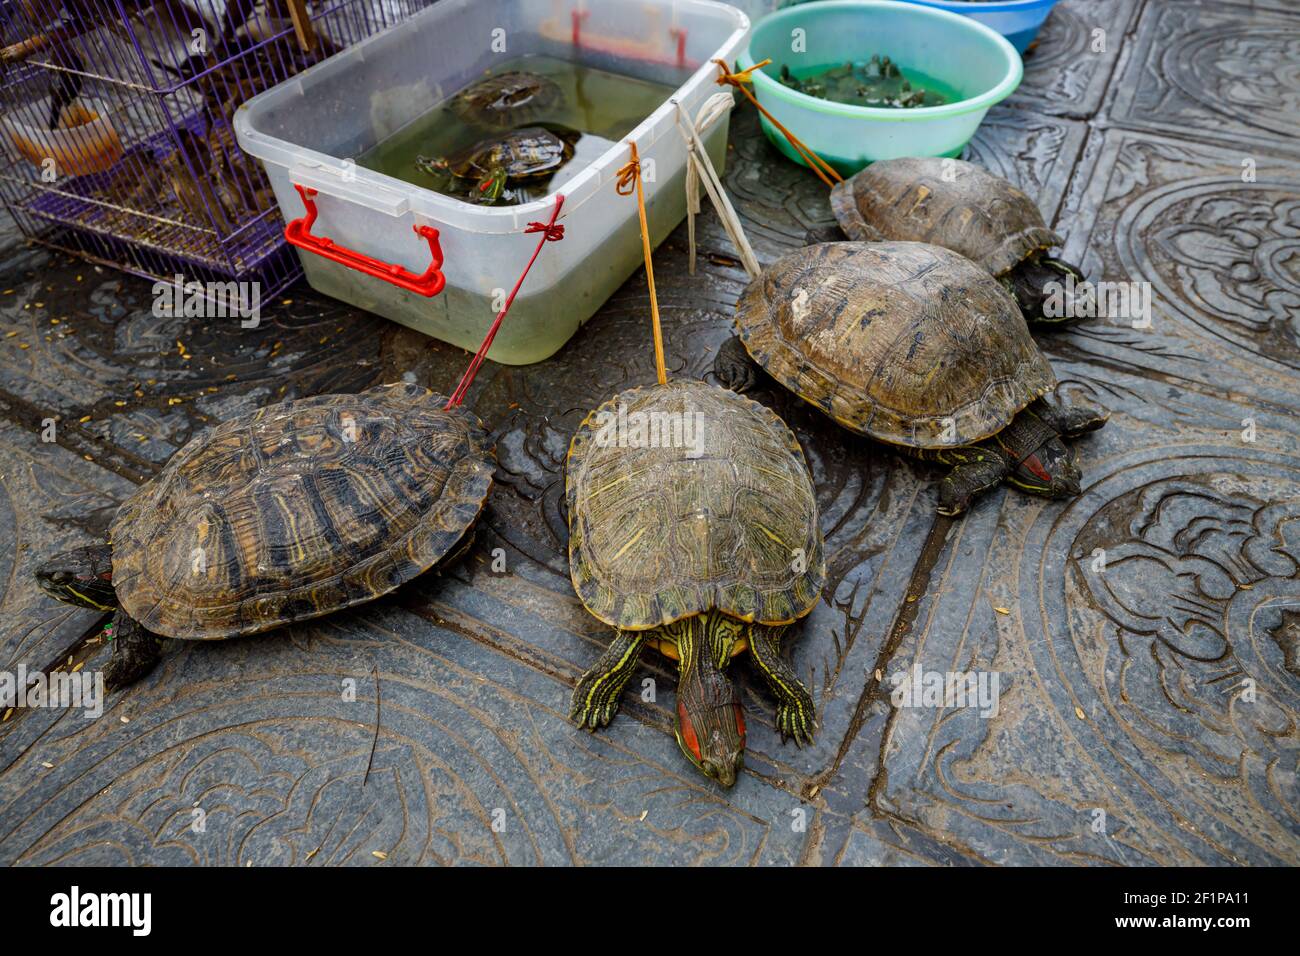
[777, 56, 946, 109]
[566, 379, 825, 786]
[35, 383, 495, 687]
[819, 157, 1089, 326]
[451, 70, 561, 129]
[416, 125, 579, 205]
[714, 241, 1108, 516]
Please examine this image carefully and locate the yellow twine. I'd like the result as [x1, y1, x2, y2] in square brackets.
[713, 58, 844, 189]
[616, 143, 668, 386]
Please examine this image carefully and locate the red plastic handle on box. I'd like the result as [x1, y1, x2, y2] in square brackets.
[284, 184, 446, 297]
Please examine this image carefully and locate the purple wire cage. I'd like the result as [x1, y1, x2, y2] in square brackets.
[0, 0, 434, 297]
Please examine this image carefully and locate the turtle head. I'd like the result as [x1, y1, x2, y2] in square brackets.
[990, 406, 1083, 501]
[672, 614, 747, 787]
[1009, 433, 1081, 499]
[475, 165, 508, 204]
[35, 543, 117, 610]
[414, 154, 453, 187]
[1008, 255, 1090, 326]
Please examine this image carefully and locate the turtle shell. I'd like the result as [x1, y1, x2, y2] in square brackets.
[733, 241, 1056, 448]
[566, 380, 824, 631]
[451, 71, 560, 128]
[830, 158, 1062, 277]
[110, 383, 495, 639]
[449, 127, 574, 181]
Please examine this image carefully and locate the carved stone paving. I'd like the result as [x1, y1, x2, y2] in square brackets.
[0, 419, 134, 673]
[1, 0, 1298, 866]
[1111, 0, 1300, 154]
[1058, 130, 1300, 384]
[1008, 0, 1142, 118]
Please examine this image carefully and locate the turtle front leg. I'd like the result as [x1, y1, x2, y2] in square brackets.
[712, 335, 761, 394]
[1031, 397, 1109, 439]
[749, 624, 815, 746]
[936, 450, 1010, 516]
[102, 611, 164, 690]
[803, 223, 847, 246]
[570, 629, 647, 730]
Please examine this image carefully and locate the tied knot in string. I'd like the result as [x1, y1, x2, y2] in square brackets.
[713, 58, 766, 88]
[711, 57, 843, 189]
[615, 156, 641, 197]
[524, 220, 565, 242]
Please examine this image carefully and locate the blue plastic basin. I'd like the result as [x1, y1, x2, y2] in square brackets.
[740, 0, 1022, 173]
[897, 0, 1060, 54]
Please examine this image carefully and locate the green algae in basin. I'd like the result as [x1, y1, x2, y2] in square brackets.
[776, 56, 961, 110]
[742, 0, 1022, 172]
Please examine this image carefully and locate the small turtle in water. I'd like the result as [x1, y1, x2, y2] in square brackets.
[36, 383, 494, 686]
[567, 380, 825, 786]
[416, 125, 579, 205]
[715, 242, 1108, 516]
[451, 70, 561, 129]
[778, 56, 944, 109]
[816, 157, 1089, 325]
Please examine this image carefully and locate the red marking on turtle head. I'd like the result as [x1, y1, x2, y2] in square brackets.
[677, 698, 702, 761]
[1022, 452, 1051, 483]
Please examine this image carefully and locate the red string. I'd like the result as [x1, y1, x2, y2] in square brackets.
[445, 194, 566, 409]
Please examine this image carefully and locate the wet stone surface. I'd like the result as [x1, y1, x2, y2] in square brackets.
[1, 0, 1297, 865]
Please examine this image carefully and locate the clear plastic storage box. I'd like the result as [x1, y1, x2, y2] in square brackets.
[235, 0, 748, 364]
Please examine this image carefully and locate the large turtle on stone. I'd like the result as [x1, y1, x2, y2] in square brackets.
[36, 383, 495, 686]
[566, 380, 825, 786]
[715, 241, 1107, 515]
[820, 157, 1088, 326]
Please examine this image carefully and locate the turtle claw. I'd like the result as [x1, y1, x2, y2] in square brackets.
[102, 613, 162, 690]
[749, 625, 817, 747]
[938, 454, 1009, 516]
[569, 631, 646, 732]
[713, 336, 761, 394]
[775, 702, 815, 747]
[569, 691, 620, 731]
[104, 652, 156, 691]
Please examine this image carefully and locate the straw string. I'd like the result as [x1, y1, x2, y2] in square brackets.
[676, 95, 761, 279]
[616, 143, 668, 386]
[713, 58, 843, 188]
